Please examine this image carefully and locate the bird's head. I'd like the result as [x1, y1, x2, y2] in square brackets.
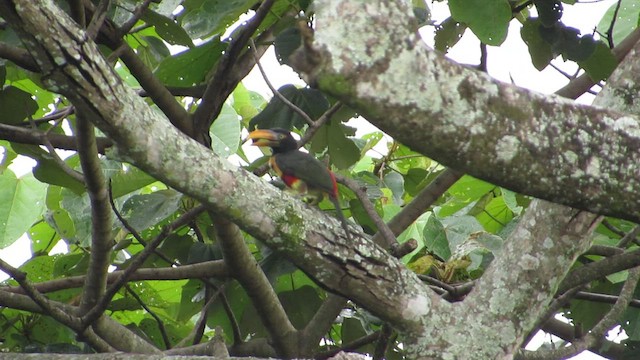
[248, 128, 297, 153]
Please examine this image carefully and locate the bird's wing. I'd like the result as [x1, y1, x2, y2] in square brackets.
[273, 151, 336, 195]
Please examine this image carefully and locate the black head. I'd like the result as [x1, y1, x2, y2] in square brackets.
[248, 128, 298, 153]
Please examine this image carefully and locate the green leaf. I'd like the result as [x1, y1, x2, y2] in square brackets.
[10, 144, 84, 194]
[28, 220, 60, 256]
[475, 195, 514, 233]
[501, 188, 523, 215]
[434, 17, 467, 53]
[142, 10, 194, 47]
[521, 18, 554, 71]
[274, 27, 301, 66]
[449, 0, 511, 45]
[181, 0, 256, 39]
[577, 40, 618, 82]
[109, 165, 157, 198]
[441, 215, 485, 252]
[187, 242, 222, 264]
[597, 0, 640, 46]
[120, 190, 183, 232]
[423, 215, 451, 260]
[0, 170, 46, 249]
[249, 85, 330, 131]
[383, 172, 404, 205]
[279, 285, 323, 329]
[210, 104, 241, 158]
[232, 82, 266, 120]
[327, 121, 360, 170]
[44, 208, 76, 242]
[154, 38, 226, 86]
[0, 140, 18, 171]
[0, 86, 38, 124]
[11, 79, 54, 118]
[60, 190, 92, 245]
[438, 175, 495, 217]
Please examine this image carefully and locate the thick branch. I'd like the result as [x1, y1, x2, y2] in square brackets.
[0, 0, 439, 337]
[214, 216, 297, 357]
[299, 0, 640, 223]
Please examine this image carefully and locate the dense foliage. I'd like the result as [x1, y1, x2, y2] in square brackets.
[0, 0, 639, 359]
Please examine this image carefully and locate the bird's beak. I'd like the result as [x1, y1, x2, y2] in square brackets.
[248, 129, 279, 147]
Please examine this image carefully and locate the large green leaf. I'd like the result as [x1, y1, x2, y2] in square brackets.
[597, 0, 640, 46]
[28, 220, 60, 256]
[422, 215, 451, 260]
[154, 38, 226, 87]
[449, 0, 511, 45]
[327, 121, 360, 170]
[521, 18, 554, 71]
[0, 86, 38, 124]
[0, 170, 46, 249]
[109, 165, 157, 199]
[434, 17, 467, 53]
[232, 82, 266, 120]
[181, 0, 256, 39]
[274, 27, 301, 66]
[210, 104, 241, 158]
[120, 190, 183, 232]
[142, 10, 194, 47]
[10, 144, 84, 194]
[441, 215, 485, 253]
[577, 40, 618, 82]
[249, 85, 330, 131]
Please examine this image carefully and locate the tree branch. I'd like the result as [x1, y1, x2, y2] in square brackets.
[0, 260, 227, 295]
[0, 123, 112, 153]
[76, 111, 112, 313]
[521, 267, 640, 359]
[372, 168, 463, 245]
[191, 0, 275, 144]
[79, 205, 205, 329]
[0, 41, 38, 71]
[0, 258, 115, 352]
[214, 216, 297, 357]
[296, 0, 640, 223]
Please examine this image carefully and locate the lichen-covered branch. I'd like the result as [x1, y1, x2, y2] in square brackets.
[0, 0, 440, 339]
[300, 0, 640, 223]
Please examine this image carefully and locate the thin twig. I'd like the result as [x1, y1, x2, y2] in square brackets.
[249, 38, 314, 126]
[297, 102, 343, 146]
[80, 205, 206, 330]
[606, 0, 623, 48]
[124, 284, 172, 349]
[1, 260, 227, 295]
[108, 181, 177, 266]
[336, 174, 397, 249]
[0, 258, 116, 352]
[520, 267, 640, 360]
[616, 224, 640, 248]
[27, 116, 85, 184]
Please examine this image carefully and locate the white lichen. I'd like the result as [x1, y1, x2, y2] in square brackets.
[495, 135, 520, 162]
[401, 294, 431, 319]
[520, 254, 540, 270]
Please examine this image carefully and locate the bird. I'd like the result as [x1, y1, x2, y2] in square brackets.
[248, 128, 353, 241]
